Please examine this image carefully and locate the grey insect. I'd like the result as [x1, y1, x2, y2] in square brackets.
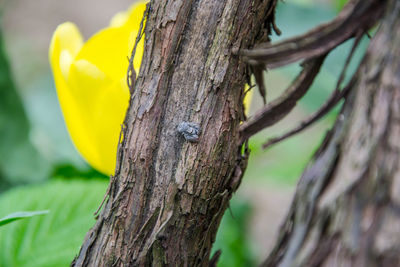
[177, 122, 200, 142]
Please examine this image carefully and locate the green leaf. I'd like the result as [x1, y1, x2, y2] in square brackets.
[0, 179, 107, 267]
[0, 211, 49, 227]
[51, 163, 107, 180]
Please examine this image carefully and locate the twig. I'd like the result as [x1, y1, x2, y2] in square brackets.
[237, 0, 385, 68]
[94, 175, 115, 217]
[262, 33, 363, 149]
[262, 80, 353, 149]
[127, 3, 149, 94]
[239, 54, 326, 141]
[95, 6, 150, 217]
[335, 31, 363, 91]
[244, 84, 256, 95]
[94, 187, 109, 217]
[251, 64, 267, 104]
[209, 250, 221, 267]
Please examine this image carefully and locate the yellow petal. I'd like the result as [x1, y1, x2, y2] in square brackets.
[68, 59, 112, 103]
[67, 59, 122, 174]
[75, 27, 133, 82]
[76, 1, 147, 81]
[49, 23, 108, 174]
[111, 1, 147, 30]
[49, 22, 84, 132]
[49, 3, 147, 175]
[49, 22, 83, 66]
[110, 11, 129, 28]
[49, 22, 96, 163]
[90, 80, 130, 174]
[243, 84, 253, 116]
[67, 61, 129, 174]
[49, 22, 83, 106]
[59, 50, 73, 81]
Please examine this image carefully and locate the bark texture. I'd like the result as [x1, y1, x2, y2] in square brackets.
[72, 0, 276, 266]
[264, 1, 400, 266]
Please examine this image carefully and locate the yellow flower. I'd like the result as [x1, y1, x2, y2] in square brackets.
[49, 2, 147, 175]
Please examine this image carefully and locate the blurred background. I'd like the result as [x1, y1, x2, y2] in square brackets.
[0, 0, 368, 266]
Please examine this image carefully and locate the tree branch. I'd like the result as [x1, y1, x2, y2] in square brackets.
[71, 1, 278, 265]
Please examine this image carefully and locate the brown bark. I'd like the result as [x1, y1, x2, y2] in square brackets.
[263, 0, 400, 266]
[72, 0, 276, 266]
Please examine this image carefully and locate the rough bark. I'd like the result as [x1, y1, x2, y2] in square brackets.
[263, 1, 400, 266]
[72, 0, 276, 266]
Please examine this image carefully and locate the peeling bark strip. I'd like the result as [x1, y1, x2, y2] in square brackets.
[262, 33, 363, 149]
[239, 55, 326, 141]
[238, 0, 387, 143]
[264, 0, 400, 266]
[238, 0, 385, 68]
[72, 0, 276, 266]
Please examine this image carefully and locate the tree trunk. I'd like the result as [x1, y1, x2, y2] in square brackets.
[263, 1, 400, 266]
[72, 0, 276, 266]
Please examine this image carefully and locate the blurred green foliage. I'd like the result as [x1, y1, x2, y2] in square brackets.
[212, 200, 256, 267]
[0, 30, 50, 190]
[335, 0, 349, 11]
[289, 0, 349, 11]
